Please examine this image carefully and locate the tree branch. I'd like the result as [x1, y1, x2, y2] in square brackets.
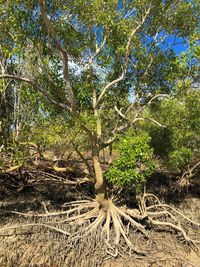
[100, 91, 168, 148]
[115, 94, 169, 123]
[124, 93, 169, 120]
[95, 6, 152, 107]
[101, 115, 165, 148]
[145, 117, 166, 127]
[138, 93, 170, 113]
[114, 105, 129, 121]
[85, 31, 109, 69]
[38, 0, 76, 114]
[0, 74, 70, 111]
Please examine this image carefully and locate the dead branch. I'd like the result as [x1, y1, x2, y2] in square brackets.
[2, 165, 22, 173]
[50, 165, 73, 173]
[177, 161, 200, 189]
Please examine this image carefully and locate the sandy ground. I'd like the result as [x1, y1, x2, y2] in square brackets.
[0, 195, 199, 267]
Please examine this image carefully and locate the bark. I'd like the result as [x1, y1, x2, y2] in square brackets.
[0, 85, 10, 146]
[91, 79, 109, 208]
[92, 141, 108, 209]
[13, 85, 20, 141]
[108, 144, 113, 164]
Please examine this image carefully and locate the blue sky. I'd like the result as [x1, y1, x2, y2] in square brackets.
[116, 0, 190, 56]
[161, 35, 189, 55]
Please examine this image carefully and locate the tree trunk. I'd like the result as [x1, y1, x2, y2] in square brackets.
[92, 138, 108, 209]
[91, 71, 108, 209]
[13, 85, 20, 141]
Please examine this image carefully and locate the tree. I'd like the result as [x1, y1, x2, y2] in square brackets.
[146, 86, 200, 188]
[145, 36, 200, 187]
[0, 0, 199, 254]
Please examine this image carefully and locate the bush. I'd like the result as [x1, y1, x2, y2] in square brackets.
[106, 131, 155, 192]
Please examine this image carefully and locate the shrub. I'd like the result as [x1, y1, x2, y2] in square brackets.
[106, 131, 155, 192]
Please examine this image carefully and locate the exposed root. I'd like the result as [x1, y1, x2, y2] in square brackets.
[1, 194, 199, 257]
[148, 218, 194, 244]
[0, 222, 70, 236]
[146, 203, 200, 227]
